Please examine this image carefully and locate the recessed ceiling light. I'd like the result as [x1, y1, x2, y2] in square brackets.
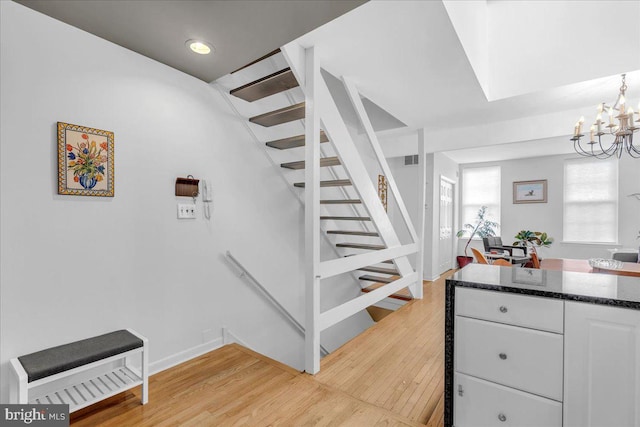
[186, 39, 213, 55]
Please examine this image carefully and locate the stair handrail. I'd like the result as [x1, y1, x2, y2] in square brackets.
[225, 250, 329, 356]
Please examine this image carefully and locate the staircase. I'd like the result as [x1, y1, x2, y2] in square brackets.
[220, 47, 423, 374]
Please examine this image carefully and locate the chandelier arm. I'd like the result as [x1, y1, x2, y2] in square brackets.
[570, 74, 637, 160]
[626, 134, 640, 158]
[574, 139, 601, 157]
[595, 136, 618, 159]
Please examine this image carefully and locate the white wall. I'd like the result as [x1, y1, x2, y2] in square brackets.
[0, 1, 371, 402]
[442, 0, 489, 98]
[458, 151, 640, 260]
[389, 151, 460, 280]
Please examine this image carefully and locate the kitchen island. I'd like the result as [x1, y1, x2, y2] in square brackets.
[445, 264, 640, 427]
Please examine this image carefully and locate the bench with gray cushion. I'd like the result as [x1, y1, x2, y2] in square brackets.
[10, 329, 148, 412]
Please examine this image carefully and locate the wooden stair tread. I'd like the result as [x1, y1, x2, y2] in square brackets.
[361, 278, 413, 302]
[321, 216, 371, 221]
[266, 131, 329, 150]
[250, 102, 305, 127]
[344, 255, 394, 263]
[321, 199, 361, 205]
[359, 275, 394, 283]
[326, 230, 379, 237]
[230, 48, 281, 74]
[294, 179, 351, 188]
[230, 68, 299, 102]
[336, 243, 386, 250]
[281, 157, 340, 170]
[359, 266, 399, 275]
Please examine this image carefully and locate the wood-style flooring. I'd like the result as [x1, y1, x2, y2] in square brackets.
[71, 271, 453, 426]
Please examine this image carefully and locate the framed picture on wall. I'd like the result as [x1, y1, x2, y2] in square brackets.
[57, 122, 114, 197]
[513, 179, 547, 204]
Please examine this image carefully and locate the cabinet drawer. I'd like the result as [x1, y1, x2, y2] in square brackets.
[454, 373, 562, 427]
[455, 287, 564, 333]
[455, 316, 563, 401]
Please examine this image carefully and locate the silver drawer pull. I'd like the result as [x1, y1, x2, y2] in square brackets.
[498, 413, 507, 422]
[499, 353, 507, 360]
[499, 305, 508, 313]
[458, 384, 464, 397]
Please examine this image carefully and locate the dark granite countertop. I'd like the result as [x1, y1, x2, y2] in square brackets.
[447, 264, 640, 310]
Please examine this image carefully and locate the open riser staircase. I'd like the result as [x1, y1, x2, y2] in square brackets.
[218, 47, 423, 374]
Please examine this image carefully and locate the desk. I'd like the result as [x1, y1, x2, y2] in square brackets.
[485, 252, 530, 265]
[540, 258, 640, 278]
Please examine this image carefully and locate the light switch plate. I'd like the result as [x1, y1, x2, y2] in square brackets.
[177, 203, 196, 219]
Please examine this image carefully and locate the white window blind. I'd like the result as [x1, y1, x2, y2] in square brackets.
[563, 158, 618, 243]
[461, 166, 501, 233]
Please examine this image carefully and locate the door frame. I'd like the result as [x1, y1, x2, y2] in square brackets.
[439, 175, 457, 274]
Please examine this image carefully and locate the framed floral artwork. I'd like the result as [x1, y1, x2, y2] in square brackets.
[57, 122, 114, 196]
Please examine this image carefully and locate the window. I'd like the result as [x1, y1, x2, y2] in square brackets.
[563, 158, 618, 243]
[461, 166, 501, 233]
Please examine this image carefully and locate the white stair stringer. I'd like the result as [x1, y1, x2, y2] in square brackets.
[281, 44, 422, 373]
[281, 45, 419, 288]
[316, 79, 416, 285]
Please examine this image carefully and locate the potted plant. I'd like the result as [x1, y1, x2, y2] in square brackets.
[512, 230, 554, 256]
[456, 206, 499, 268]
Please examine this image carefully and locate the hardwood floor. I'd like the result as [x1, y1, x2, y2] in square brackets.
[315, 272, 452, 426]
[71, 272, 452, 426]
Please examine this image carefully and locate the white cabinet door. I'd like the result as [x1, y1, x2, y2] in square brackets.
[454, 373, 562, 427]
[564, 301, 640, 427]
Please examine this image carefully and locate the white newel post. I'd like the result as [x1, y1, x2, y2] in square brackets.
[304, 46, 321, 374]
[416, 129, 427, 296]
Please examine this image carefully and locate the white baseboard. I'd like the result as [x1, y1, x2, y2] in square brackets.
[149, 337, 224, 375]
[149, 327, 253, 376]
[222, 326, 252, 349]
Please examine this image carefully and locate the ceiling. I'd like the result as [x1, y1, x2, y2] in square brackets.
[15, 0, 640, 163]
[15, 0, 366, 82]
[291, 1, 640, 131]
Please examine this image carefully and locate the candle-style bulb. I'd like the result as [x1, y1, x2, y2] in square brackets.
[579, 116, 585, 123]
[598, 103, 604, 113]
[608, 107, 615, 125]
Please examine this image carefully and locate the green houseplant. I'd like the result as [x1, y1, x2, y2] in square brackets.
[512, 230, 554, 255]
[456, 206, 499, 267]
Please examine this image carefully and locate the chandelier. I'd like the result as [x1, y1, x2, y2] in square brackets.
[571, 74, 639, 159]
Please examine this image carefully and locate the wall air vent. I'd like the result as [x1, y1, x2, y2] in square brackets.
[404, 154, 419, 165]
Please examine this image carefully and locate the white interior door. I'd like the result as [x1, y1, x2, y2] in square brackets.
[438, 177, 454, 274]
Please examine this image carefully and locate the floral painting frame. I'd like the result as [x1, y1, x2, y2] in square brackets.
[513, 179, 547, 204]
[57, 122, 114, 197]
